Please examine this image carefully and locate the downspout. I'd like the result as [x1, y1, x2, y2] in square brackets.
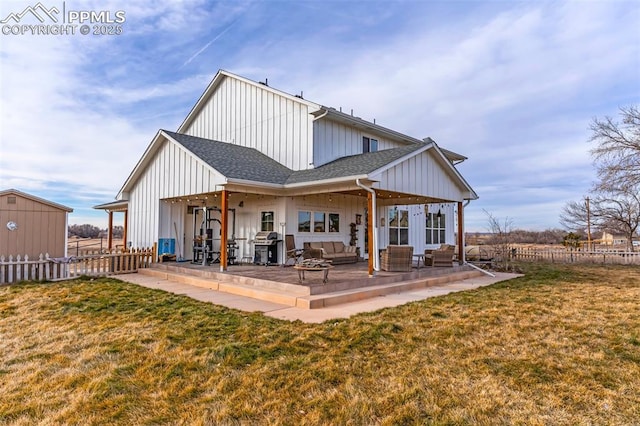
[355, 179, 379, 272]
[461, 199, 495, 277]
[312, 108, 329, 121]
[461, 200, 470, 264]
[308, 108, 329, 169]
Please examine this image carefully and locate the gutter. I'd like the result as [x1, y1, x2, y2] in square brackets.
[355, 178, 379, 273]
[285, 174, 369, 189]
[225, 178, 284, 189]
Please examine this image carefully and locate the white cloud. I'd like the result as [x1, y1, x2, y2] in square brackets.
[0, 0, 638, 230]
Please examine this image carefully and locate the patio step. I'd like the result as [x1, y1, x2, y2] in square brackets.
[139, 267, 305, 307]
[139, 264, 485, 309]
[295, 270, 484, 309]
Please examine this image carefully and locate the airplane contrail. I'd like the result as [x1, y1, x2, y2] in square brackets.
[181, 18, 238, 68]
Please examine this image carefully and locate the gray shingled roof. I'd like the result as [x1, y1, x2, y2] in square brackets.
[286, 144, 426, 184]
[164, 131, 292, 184]
[164, 130, 426, 186]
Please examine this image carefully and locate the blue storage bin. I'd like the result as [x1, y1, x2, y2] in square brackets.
[158, 238, 175, 255]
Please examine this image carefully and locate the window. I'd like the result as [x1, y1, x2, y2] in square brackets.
[388, 207, 409, 245]
[362, 136, 378, 153]
[298, 211, 339, 233]
[261, 211, 274, 231]
[426, 212, 446, 244]
[329, 213, 340, 232]
[7, 196, 16, 204]
[298, 211, 311, 232]
[314, 212, 326, 232]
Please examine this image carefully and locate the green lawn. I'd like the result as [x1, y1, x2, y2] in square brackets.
[1, 263, 639, 425]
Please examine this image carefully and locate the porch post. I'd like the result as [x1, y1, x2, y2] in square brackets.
[368, 192, 374, 277]
[123, 209, 128, 251]
[457, 201, 464, 265]
[107, 211, 113, 252]
[220, 190, 228, 271]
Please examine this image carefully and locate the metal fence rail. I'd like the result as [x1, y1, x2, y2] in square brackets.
[0, 246, 156, 285]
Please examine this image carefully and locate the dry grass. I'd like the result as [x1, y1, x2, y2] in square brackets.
[1, 263, 639, 425]
[67, 237, 124, 255]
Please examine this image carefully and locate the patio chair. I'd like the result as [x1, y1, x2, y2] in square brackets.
[430, 244, 456, 267]
[380, 245, 414, 272]
[285, 234, 304, 265]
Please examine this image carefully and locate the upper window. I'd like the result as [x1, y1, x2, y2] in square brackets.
[362, 136, 378, 153]
[389, 207, 409, 245]
[261, 211, 274, 231]
[426, 212, 446, 244]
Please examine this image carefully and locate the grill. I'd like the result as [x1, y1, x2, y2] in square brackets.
[253, 231, 280, 265]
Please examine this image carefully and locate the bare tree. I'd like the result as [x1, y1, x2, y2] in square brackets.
[562, 190, 640, 251]
[68, 224, 102, 238]
[590, 105, 640, 192]
[112, 226, 124, 238]
[590, 190, 640, 252]
[561, 106, 640, 250]
[560, 199, 589, 232]
[484, 210, 515, 271]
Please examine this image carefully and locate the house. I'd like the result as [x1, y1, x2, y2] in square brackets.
[600, 231, 628, 247]
[0, 189, 73, 259]
[95, 70, 478, 274]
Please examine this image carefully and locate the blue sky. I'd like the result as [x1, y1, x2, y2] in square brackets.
[0, 0, 638, 232]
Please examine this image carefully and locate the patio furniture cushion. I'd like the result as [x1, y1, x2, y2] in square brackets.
[304, 241, 358, 264]
[430, 244, 456, 267]
[380, 245, 414, 272]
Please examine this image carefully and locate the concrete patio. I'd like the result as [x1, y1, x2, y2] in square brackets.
[113, 261, 522, 323]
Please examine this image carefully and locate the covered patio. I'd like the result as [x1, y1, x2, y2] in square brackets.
[98, 184, 469, 276]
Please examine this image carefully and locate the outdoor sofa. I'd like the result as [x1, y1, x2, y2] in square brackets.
[303, 241, 358, 264]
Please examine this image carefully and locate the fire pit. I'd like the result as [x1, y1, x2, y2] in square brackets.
[293, 259, 334, 284]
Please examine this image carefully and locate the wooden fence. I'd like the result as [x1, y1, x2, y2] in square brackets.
[510, 247, 640, 265]
[0, 246, 156, 285]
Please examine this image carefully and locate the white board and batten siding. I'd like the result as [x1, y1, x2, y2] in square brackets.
[286, 193, 456, 257]
[312, 118, 400, 168]
[286, 193, 366, 250]
[128, 138, 225, 248]
[183, 76, 316, 172]
[376, 203, 456, 253]
[373, 150, 467, 202]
